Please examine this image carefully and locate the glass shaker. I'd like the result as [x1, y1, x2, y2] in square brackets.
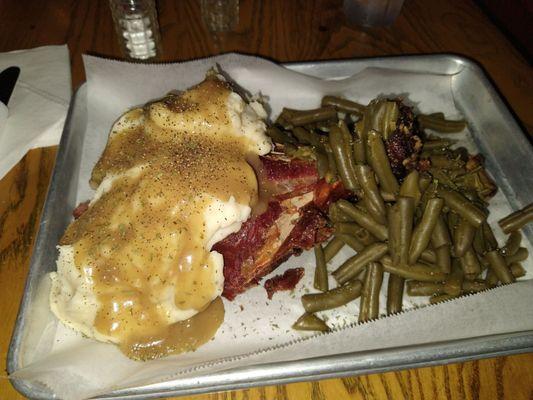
[109, 0, 162, 61]
[200, 0, 240, 32]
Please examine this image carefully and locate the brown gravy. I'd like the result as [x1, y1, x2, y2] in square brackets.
[61, 77, 259, 360]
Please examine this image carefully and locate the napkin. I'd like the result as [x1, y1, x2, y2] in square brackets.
[0, 45, 71, 179]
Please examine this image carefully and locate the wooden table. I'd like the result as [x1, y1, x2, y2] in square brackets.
[1, 0, 532, 399]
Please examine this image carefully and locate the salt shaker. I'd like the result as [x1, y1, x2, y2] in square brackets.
[109, 0, 162, 61]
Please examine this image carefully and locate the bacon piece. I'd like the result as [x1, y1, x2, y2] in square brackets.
[256, 153, 319, 197]
[72, 201, 90, 219]
[259, 154, 318, 186]
[215, 154, 345, 300]
[264, 268, 305, 299]
[213, 201, 284, 300]
[385, 102, 423, 181]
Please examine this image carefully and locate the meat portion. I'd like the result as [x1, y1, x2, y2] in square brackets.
[385, 102, 423, 181]
[213, 153, 345, 300]
[264, 268, 305, 299]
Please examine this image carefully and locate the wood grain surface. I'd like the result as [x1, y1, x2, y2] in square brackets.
[1, 0, 532, 399]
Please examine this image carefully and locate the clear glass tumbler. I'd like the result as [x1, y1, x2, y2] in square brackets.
[343, 0, 405, 27]
[200, 0, 240, 32]
[109, 0, 162, 60]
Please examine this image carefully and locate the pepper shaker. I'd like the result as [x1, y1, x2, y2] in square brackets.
[109, 0, 162, 60]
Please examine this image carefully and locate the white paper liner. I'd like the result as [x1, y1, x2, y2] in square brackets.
[11, 54, 533, 400]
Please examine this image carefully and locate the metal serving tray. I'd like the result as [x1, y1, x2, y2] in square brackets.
[8, 54, 533, 399]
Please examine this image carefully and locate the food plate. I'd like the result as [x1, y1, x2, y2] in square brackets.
[8, 54, 533, 399]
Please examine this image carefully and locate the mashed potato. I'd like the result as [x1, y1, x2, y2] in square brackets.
[50, 75, 271, 359]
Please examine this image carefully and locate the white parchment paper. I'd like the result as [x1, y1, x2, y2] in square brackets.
[11, 54, 533, 400]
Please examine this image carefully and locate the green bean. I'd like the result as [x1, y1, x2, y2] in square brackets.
[314, 148, 329, 179]
[435, 245, 452, 274]
[292, 127, 318, 146]
[288, 106, 337, 126]
[276, 107, 297, 127]
[427, 112, 445, 119]
[454, 218, 476, 257]
[429, 168, 459, 190]
[380, 190, 396, 202]
[324, 236, 345, 263]
[386, 274, 405, 315]
[445, 262, 464, 295]
[501, 231, 522, 256]
[359, 262, 384, 322]
[321, 95, 366, 115]
[438, 188, 486, 227]
[420, 248, 437, 263]
[367, 100, 399, 140]
[422, 139, 454, 150]
[407, 276, 462, 296]
[354, 165, 387, 224]
[399, 170, 421, 205]
[313, 245, 329, 292]
[333, 243, 389, 284]
[429, 293, 459, 304]
[472, 225, 486, 255]
[388, 204, 401, 266]
[447, 211, 460, 239]
[418, 173, 433, 193]
[329, 125, 359, 191]
[485, 268, 499, 287]
[334, 222, 376, 245]
[336, 233, 365, 252]
[498, 203, 533, 234]
[409, 197, 444, 264]
[460, 247, 482, 279]
[505, 247, 528, 264]
[353, 132, 366, 165]
[329, 202, 352, 223]
[266, 126, 296, 144]
[462, 280, 488, 293]
[510, 262, 526, 279]
[354, 120, 368, 164]
[292, 313, 330, 332]
[323, 142, 338, 181]
[336, 200, 388, 241]
[302, 279, 362, 313]
[418, 114, 467, 133]
[381, 256, 447, 282]
[431, 215, 451, 249]
[339, 120, 360, 185]
[418, 183, 439, 216]
[429, 154, 465, 170]
[406, 281, 444, 296]
[283, 143, 299, 156]
[338, 119, 353, 142]
[485, 250, 515, 284]
[366, 129, 400, 194]
[397, 197, 415, 265]
[481, 221, 498, 251]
